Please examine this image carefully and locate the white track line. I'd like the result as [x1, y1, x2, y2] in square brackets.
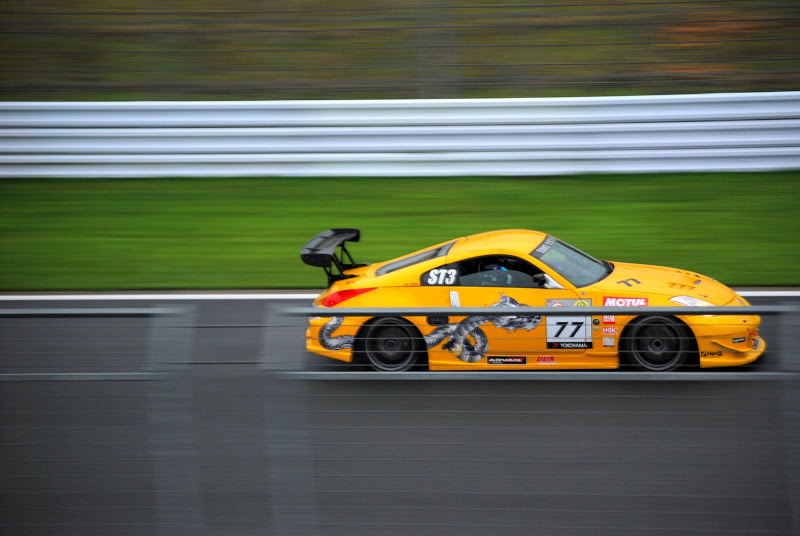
[0, 290, 798, 301]
[279, 371, 796, 381]
[0, 290, 799, 300]
[0, 293, 320, 301]
[741, 290, 800, 297]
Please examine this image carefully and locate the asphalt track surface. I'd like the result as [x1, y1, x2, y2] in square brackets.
[2, 291, 799, 535]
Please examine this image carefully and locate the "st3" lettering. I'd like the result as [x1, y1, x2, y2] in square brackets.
[426, 268, 457, 285]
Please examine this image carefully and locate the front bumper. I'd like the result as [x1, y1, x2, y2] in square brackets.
[700, 335, 766, 368]
[686, 312, 766, 368]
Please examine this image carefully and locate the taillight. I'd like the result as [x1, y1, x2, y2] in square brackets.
[321, 287, 376, 307]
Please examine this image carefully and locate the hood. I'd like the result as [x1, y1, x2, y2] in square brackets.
[593, 262, 736, 305]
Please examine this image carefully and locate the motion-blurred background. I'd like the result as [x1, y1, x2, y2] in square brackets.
[2, 3, 800, 536]
[2, 2, 800, 289]
[2, 0, 799, 100]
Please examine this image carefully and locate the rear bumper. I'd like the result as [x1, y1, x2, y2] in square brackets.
[305, 316, 356, 363]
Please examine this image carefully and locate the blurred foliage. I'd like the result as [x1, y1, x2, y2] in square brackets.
[1, 172, 798, 290]
[1, 0, 799, 100]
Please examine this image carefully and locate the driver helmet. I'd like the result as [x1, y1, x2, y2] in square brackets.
[480, 262, 510, 285]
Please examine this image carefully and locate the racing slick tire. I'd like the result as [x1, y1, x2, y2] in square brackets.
[622, 316, 692, 372]
[361, 317, 425, 372]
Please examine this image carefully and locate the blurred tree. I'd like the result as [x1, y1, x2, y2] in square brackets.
[1, 0, 798, 100]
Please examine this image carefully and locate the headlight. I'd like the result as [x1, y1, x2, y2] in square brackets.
[669, 295, 713, 307]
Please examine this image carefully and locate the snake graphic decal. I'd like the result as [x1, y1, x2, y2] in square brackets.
[318, 293, 542, 363]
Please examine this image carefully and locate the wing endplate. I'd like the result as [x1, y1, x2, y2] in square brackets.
[300, 228, 366, 286]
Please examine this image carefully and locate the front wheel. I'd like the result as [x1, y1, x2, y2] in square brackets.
[623, 316, 690, 372]
[362, 318, 424, 372]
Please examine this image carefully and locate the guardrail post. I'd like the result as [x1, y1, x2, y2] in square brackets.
[266, 374, 320, 536]
[146, 305, 206, 535]
[260, 304, 279, 370]
[780, 305, 800, 534]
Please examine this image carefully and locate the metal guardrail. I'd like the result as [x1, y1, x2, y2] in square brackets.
[285, 305, 800, 317]
[2, 91, 799, 177]
[286, 304, 800, 377]
[0, 307, 179, 317]
[0, 305, 189, 377]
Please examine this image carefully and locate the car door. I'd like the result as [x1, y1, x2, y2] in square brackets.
[437, 254, 586, 368]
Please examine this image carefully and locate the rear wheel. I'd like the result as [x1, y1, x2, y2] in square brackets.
[362, 318, 424, 372]
[624, 316, 690, 372]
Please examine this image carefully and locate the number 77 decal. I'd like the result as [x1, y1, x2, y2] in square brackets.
[554, 321, 585, 338]
[546, 299, 593, 349]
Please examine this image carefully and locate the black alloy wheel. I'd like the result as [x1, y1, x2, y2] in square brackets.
[363, 318, 422, 372]
[625, 316, 690, 372]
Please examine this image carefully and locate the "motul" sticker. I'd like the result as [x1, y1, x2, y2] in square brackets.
[604, 297, 649, 307]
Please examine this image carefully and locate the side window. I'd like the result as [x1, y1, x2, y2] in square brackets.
[458, 255, 544, 288]
[420, 263, 458, 286]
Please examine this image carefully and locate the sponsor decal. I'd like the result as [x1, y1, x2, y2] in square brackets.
[602, 315, 616, 324]
[531, 236, 557, 258]
[548, 341, 591, 349]
[603, 337, 615, 347]
[604, 297, 649, 307]
[753, 339, 760, 350]
[701, 351, 723, 357]
[488, 356, 526, 365]
[732, 337, 746, 344]
[537, 356, 556, 364]
[546, 299, 593, 349]
[616, 278, 642, 287]
[602, 327, 618, 335]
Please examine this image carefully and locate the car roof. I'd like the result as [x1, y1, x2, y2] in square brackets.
[363, 229, 550, 283]
[448, 229, 548, 259]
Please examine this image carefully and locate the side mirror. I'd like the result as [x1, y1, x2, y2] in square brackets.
[532, 273, 546, 287]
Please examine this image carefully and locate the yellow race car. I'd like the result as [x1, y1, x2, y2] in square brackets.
[301, 228, 765, 372]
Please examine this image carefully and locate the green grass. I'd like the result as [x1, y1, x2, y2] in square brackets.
[1, 172, 798, 290]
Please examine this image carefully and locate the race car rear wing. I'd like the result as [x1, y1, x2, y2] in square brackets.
[300, 228, 367, 287]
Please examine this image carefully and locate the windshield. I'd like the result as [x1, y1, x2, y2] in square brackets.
[530, 236, 611, 287]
